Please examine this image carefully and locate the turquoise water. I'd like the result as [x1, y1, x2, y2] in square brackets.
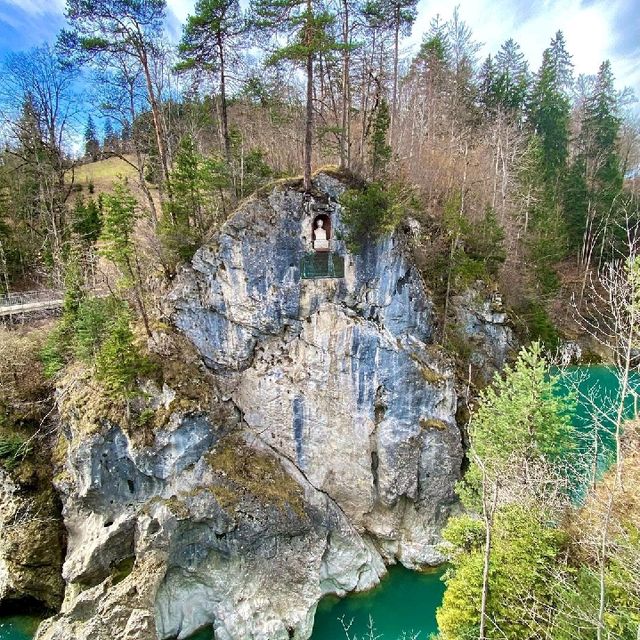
[555, 365, 640, 470]
[0, 616, 41, 640]
[311, 565, 445, 640]
[2, 365, 632, 640]
[173, 566, 446, 640]
[0, 568, 445, 640]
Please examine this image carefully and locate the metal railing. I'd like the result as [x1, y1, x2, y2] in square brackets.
[300, 251, 345, 279]
[0, 289, 64, 307]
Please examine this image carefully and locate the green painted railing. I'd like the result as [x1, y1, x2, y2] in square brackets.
[300, 252, 345, 279]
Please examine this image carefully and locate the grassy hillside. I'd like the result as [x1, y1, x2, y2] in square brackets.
[70, 156, 138, 195]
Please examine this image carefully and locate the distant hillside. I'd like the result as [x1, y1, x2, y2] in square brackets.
[70, 156, 138, 195]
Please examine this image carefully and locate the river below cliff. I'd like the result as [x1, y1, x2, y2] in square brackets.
[311, 565, 445, 640]
[555, 365, 640, 472]
[1, 364, 634, 640]
[0, 566, 445, 640]
[179, 565, 446, 640]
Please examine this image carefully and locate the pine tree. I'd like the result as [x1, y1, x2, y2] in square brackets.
[409, 20, 451, 110]
[99, 182, 138, 271]
[563, 157, 590, 255]
[445, 8, 481, 128]
[492, 38, 529, 114]
[571, 60, 624, 267]
[95, 304, 144, 396]
[59, 0, 171, 196]
[548, 30, 574, 93]
[102, 118, 117, 153]
[176, 0, 245, 166]
[580, 61, 623, 204]
[99, 181, 151, 335]
[437, 343, 575, 640]
[250, 0, 342, 191]
[369, 98, 391, 178]
[528, 40, 572, 190]
[517, 135, 567, 297]
[160, 135, 229, 266]
[72, 196, 102, 245]
[471, 342, 575, 467]
[478, 54, 497, 111]
[84, 115, 100, 161]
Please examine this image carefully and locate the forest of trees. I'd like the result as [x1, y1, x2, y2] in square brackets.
[0, 2, 639, 638]
[0, 0, 636, 317]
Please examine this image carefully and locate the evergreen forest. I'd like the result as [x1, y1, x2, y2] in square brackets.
[0, 1, 639, 639]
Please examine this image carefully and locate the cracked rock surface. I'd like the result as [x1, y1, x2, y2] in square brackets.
[36, 173, 463, 640]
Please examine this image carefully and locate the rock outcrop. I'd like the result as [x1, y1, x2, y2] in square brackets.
[0, 465, 65, 613]
[451, 283, 517, 384]
[36, 173, 464, 640]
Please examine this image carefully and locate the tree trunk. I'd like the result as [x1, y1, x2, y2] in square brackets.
[479, 466, 498, 640]
[304, 0, 314, 193]
[139, 48, 171, 200]
[596, 489, 615, 640]
[217, 33, 232, 168]
[390, 4, 400, 140]
[339, 0, 350, 169]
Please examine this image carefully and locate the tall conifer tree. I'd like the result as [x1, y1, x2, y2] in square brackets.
[250, 0, 342, 191]
[177, 0, 245, 165]
[528, 35, 572, 189]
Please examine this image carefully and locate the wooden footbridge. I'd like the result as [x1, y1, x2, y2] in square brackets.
[0, 290, 65, 319]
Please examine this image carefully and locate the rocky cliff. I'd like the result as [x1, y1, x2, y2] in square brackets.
[0, 466, 64, 613]
[34, 173, 465, 640]
[451, 283, 517, 384]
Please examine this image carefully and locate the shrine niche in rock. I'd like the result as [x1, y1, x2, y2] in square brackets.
[313, 214, 330, 251]
[301, 203, 345, 279]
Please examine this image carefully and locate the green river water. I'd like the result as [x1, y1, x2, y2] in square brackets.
[1, 365, 634, 640]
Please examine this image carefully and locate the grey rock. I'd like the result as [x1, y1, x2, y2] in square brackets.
[0, 467, 64, 611]
[38, 173, 464, 640]
[451, 282, 518, 383]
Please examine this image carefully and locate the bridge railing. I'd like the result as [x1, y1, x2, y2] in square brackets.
[0, 289, 64, 308]
[0, 290, 65, 307]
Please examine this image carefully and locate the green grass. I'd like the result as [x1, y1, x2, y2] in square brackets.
[70, 156, 138, 195]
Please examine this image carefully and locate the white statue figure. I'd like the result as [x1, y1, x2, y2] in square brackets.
[313, 219, 329, 250]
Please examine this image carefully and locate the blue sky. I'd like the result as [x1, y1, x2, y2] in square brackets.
[0, 0, 638, 96]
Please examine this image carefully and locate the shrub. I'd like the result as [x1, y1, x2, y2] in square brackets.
[72, 296, 119, 362]
[464, 207, 506, 276]
[0, 433, 31, 469]
[339, 181, 413, 252]
[512, 299, 560, 349]
[41, 295, 148, 397]
[0, 327, 50, 429]
[95, 306, 148, 396]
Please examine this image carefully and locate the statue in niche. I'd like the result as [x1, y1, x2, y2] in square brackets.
[313, 219, 329, 251]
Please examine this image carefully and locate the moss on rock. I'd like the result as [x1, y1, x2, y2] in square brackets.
[205, 436, 306, 519]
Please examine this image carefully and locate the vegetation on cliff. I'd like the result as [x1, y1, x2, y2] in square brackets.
[0, 1, 636, 348]
[0, 0, 638, 635]
[436, 342, 640, 639]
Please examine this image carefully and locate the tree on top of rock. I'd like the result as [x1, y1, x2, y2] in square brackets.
[250, 0, 343, 192]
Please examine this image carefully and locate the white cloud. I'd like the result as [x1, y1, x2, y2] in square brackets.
[0, 0, 64, 16]
[166, 0, 195, 22]
[410, 0, 638, 93]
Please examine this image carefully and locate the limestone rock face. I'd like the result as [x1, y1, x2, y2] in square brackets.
[0, 467, 64, 612]
[38, 173, 463, 640]
[451, 283, 518, 383]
